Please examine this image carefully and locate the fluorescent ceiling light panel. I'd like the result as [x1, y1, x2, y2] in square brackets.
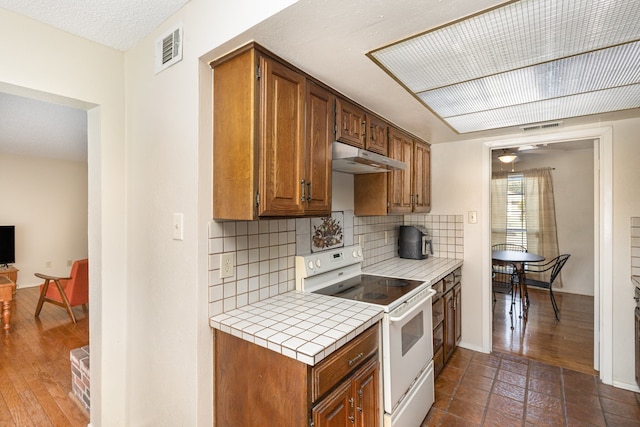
[369, 0, 640, 133]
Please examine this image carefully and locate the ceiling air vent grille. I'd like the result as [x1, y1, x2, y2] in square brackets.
[155, 25, 183, 74]
[519, 121, 563, 132]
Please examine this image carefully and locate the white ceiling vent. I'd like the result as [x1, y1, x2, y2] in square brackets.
[155, 25, 183, 74]
[519, 121, 564, 132]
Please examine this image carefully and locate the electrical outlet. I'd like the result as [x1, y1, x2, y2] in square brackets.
[45, 261, 52, 268]
[384, 231, 388, 244]
[67, 260, 73, 267]
[220, 253, 234, 279]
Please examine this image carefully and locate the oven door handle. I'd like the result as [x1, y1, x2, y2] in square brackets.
[389, 288, 436, 323]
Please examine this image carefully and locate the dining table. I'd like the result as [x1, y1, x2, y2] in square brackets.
[492, 250, 545, 316]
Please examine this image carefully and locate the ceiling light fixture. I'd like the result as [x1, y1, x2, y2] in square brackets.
[497, 150, 518, 163]
[368, 0, 640, 133]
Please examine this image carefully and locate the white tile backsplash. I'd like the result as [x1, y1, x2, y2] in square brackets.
[209, 212, 464, 317]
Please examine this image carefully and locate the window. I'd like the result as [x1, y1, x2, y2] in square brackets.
[506, 174, 527, 248]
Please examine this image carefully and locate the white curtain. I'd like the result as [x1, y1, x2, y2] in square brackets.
[523, 168, 560, 285]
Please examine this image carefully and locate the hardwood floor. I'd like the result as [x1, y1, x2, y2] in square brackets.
[0, 286, 89, 427]
[493, 285, 596, 375]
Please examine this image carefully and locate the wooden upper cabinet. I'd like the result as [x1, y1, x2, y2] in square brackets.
[211, 44, 332, 219]
[259, 55, 306, 216]
[305, 81, 334, 215]
[335, 97, 366, 148]
[413, 140, 431, 213]
[354, 126, 431, 216]
[388, 128, 414, 213]
[365, 114, 388, 156]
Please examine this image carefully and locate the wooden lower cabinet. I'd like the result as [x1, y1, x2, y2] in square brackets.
[215, 323, 379, 427]
[444, 282, 462, 362]
[313, 357, 378, 427]
[433, 268, 462, 377]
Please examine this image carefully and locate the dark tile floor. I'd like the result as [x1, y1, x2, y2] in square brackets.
[422, 348, 640, 426]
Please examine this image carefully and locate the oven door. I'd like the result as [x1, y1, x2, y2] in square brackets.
[382, 287, 436, 413]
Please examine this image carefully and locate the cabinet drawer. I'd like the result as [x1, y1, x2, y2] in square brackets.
[432, 295, 444, 327]
[312, 323, 379, 402]
[444, 269, 461, 292]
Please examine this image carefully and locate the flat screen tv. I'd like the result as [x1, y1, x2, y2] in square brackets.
[0, 226, 15, 267]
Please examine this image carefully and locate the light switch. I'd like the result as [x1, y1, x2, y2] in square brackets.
[172, 213, 184, 240]
[468, 211, 478, 224]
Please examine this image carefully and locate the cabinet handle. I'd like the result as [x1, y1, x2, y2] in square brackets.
[370, 125, 376, 141]
[357, 389, 363, 413]
[361, 120, 366, 140]
[300, 180, 306, 202]
[307, 182, 312, 202]
[348, 352, 364, 367]
[348, 397, 355, 423]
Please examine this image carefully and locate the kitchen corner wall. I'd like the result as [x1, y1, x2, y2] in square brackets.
[208, 212, 464, 317]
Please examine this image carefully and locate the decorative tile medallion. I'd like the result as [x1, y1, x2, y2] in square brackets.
[311, 212, 344, 252]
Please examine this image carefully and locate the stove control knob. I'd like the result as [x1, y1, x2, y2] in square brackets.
[315, 259, 322, 268]
[352, 250, 359, 259]
[307, 261, 314, 270]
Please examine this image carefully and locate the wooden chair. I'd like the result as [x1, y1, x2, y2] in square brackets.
[524, 254, 570, 320]
[34, 259, 88, 323]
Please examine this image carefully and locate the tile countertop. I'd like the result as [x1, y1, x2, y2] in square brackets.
[364, 256, 463, 284]
[209, 256, 462, 366]
[210, 291, 384, 366]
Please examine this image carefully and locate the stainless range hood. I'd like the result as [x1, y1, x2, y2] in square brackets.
[331, 142, 407, 174]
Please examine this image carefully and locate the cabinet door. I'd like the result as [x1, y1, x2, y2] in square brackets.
[365, 115, 388, 155]
[313, 380, 354, 427]
[353, 357, 379, 427]
[336, 98, 366, 148]
[305, 82, 334, 215]
[387, 128, 413, 213]
[443, 289, 456, 362]
[454, 283, 462, 345]
[259, 55, 306, 216]
[413, 141, 431, 213]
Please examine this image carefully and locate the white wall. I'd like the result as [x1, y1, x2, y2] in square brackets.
[123, 0, 297, 425]
[610, 117, 640, 388]
[431, 140, 486, 352]
[503, 148, 595, 296]
[0, 153, 88, 287]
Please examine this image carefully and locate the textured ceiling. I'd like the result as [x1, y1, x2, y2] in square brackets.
[0, 92, 87, 162]
[0, 0, 189, 51]
[0, 0, 189, 162]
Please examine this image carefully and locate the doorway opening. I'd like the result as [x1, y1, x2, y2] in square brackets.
[490, 139, 596, 374]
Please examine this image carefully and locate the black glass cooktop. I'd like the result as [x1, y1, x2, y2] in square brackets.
[312, 274, 426, 307]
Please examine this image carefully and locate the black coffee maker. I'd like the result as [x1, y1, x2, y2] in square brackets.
[398, 225, 433, 260]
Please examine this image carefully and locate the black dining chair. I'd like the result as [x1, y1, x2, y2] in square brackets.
[492, 244, 527, 302]
[523, 254, 571, 320]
